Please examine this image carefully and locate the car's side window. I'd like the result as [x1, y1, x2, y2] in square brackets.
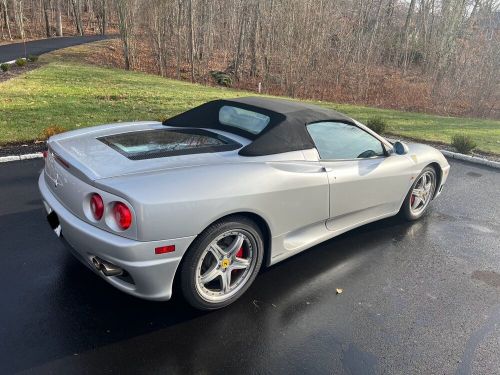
[219, 106, 270, 134]
[307, 121, 385, 160]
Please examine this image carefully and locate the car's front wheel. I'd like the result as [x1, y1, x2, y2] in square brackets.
[180, 216, 264, 310]
[400, 166, 437, 221]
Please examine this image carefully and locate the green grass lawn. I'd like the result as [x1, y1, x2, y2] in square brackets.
[1, 59, 499, 154]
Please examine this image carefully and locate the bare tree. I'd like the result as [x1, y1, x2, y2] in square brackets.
[43, 0, 51, 37]
[176, 0, 182, 79]
[116, 0, 138, 70]
[1, 0, 12, 40]
[187, 0, 195, 81]
[70, 0, 84, 35]
[94, 0, 107, 35]
[55, 0, 63, 36]
[2, 0, 498, 118]
[13, 0, 25, 39]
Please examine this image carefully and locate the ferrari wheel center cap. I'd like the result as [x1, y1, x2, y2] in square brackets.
[221, 258, 231, 269]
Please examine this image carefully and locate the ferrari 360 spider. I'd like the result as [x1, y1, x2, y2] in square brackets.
[39, 97, 450, 309]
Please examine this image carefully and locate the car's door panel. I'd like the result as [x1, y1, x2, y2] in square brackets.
[320, 155, 414, 231]
[306, 121, 415, 231]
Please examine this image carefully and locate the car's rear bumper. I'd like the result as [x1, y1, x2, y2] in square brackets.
[39, 172, 196, 301]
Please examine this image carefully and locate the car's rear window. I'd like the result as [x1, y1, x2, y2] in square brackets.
[219, 105, 270, 134]
[98, 129, 241, 160]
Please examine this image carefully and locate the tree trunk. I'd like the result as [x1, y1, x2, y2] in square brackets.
[401, 0, 417, 70]
[101, 0, 106, 35]
[116, 0, 136, 70]
[176, 0, 182, 80]
[234, 4, 246, 80]
[13, 0, 25, 39]
[55, 0, 62, 36]
[1, 0, 12, 40]
[249, 1, 259, 77]
[262, 0, 274, 80]
[71, 0, 83, 35]
[43, 0, 51, 37]
[187, 0, 195, 82]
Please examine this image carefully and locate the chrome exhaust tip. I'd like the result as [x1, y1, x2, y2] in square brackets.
[91, 256, 101, 270]
[100, 260, 123, 277]
[91, 256, 123, 277]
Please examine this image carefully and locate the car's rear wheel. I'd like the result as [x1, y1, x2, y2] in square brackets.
[180, 216, 264, 310]
[400, 166, 437, 221]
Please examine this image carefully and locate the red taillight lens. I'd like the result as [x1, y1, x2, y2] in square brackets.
[90, 193, 104, 220]
[113, 202, 132, 230]
[42, 150, 48, 159]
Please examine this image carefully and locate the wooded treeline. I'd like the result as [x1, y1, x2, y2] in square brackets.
[1, 0, 499, 118]
[0, 0, 111, 39]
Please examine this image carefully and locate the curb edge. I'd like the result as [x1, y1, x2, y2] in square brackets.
[440, 150, 500, 170]
[0, 152, 43, 163]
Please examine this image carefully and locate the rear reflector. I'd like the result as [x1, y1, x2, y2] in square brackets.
[42, 151, 48, 159]
[155, 245, 175, 254]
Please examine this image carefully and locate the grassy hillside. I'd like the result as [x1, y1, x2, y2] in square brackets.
[1, 59, 499, 154]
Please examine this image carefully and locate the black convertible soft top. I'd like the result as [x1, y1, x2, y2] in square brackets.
[162, 97, 355, 156]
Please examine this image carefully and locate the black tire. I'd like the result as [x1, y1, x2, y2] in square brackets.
[400, 166, 437, 221]
[180, 216, 264, 310]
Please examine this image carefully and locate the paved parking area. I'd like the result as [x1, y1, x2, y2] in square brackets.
[0, 159, 499, 374]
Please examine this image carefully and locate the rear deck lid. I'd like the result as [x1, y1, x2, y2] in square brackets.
[48, 122, 244, 180]
[99, 128, 240, 160]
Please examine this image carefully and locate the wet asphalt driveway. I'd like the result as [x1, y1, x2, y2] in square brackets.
[0, 159, 499, 374]
[0, 35, 112, 63]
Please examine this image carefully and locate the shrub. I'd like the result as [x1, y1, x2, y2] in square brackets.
[210, 71, 233, 87]
[41, 125, 66, 139]
[0, 63, 11, 72]
[27, 54, 39, 62]
[15, 58, 27, 67]
[366, 117, 387, 134]
[451, 134, 477, 154]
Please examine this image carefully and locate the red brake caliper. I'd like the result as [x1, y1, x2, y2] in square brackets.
[411, 194, 415, 206]
[233, 247, 244, 275]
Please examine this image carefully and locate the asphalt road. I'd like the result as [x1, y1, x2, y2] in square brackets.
[0, 159, 499, 374]
[0, 35, 112, 63]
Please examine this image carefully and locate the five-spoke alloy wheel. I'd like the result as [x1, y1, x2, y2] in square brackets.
[401, 166, 437, 221]
[180, 216, 264, 310]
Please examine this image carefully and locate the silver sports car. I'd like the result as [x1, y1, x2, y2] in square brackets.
[39, 97, 450, 310]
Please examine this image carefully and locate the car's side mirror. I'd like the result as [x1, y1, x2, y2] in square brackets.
[393, 141, 409, 155]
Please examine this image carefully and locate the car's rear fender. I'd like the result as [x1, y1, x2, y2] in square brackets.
[96, 161, 330, 242]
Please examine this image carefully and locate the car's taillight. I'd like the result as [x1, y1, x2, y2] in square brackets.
[90, 193, 104, 220]
[42, 150, 48, 159]
[113, 202, 132, 230]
